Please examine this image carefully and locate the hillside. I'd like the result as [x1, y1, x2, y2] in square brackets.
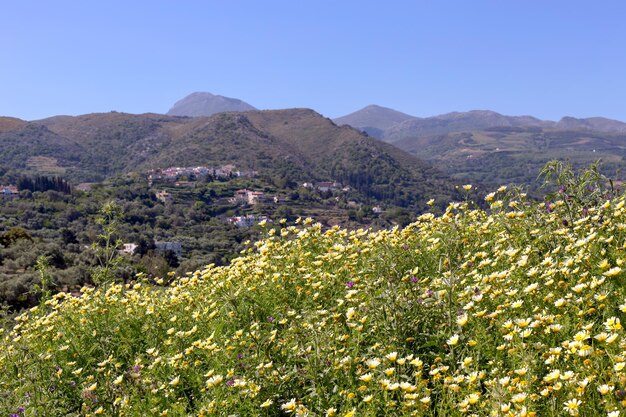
[556, 116, 626, 133]
[0, 117, 26, 133]
[2, 167, 625, 416]
[393, 126, 626, 186]
[384, 110, 551, 143]
[166, 92, 257, 117]
[0, 109, 458, 209]
[334, 106, 626, 188]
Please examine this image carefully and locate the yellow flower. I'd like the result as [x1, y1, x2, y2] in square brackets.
[447, 335, 460, 346]
[359, 373, 373, 383]
[281, 399, 297, 413]
[365, 359, 380, 369]
[260, 399, 273, 408]
[563, 398, 581, 416]
[598, 384, 614, 395]
[604, 267, 622, 277]
[467, 392, 480, 404]
[511, 393, 527, 404]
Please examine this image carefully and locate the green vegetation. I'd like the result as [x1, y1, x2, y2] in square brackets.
[393, 126, 626, 192]
[2, 163, 626, 415]
[0, 169, 431, 312]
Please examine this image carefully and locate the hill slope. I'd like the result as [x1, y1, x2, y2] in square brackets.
[166, 92, 257, 117]
[335, 106, 626, 187]
[2, 177, 625, 416]
[0, 109, 458, 209]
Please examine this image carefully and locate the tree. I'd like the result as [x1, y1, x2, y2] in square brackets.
[91, 201, 125, 285]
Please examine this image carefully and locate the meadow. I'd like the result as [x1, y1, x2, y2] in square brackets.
[2, 163, 626, 416]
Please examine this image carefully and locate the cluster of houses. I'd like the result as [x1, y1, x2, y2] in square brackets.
[148, 164, 257, 185]
[0, 185, 19, 200]
[155, 188, 274, 206]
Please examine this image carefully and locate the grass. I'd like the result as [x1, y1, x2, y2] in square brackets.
[2, 173, 626, 416]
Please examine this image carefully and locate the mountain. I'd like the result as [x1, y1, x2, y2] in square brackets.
[556, 116, 626, 133]
[166, 92, 257, 117]
[333, 105, 416, 139]
[335, 106, 626, 141]
[0, 117, 26, 133]
[0, 109, 459, 210]
[334, 105, 626, 189]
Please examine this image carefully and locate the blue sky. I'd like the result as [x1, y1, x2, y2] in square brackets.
[2, 1, 626, 121]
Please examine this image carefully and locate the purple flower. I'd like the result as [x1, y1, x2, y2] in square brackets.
[346, 281, 354, 288]
[426, 289, 434, 297]
[226, 379, 235, 386]
[410, 276, 418, 283]
[17, 407, 25, 413]
[562, 219, 569, 227]
[558, 185, 567, 194]
[267, 316, 274, 323]
[582, 207, 589, 216]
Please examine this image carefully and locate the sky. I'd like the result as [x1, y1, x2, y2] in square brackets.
[2, 1, 626, 121]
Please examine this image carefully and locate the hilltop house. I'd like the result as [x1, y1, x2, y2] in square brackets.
[155, 191, 173, 203]
[226, 214, 269, 228]
[119, 243, 138, 255]
[0, 185, 19, 199]
[75, 183, 95, 192]
[232, 189, 266, 205]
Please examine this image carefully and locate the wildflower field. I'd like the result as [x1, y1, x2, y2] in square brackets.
[3, 168, 626, 416]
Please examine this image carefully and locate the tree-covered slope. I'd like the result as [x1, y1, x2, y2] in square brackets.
[0, 109, 459, 209]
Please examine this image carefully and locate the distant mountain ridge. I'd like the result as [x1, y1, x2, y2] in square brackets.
[333, 106, 626, 141]
[332, 105, 626, 189]
[167, 92, 257, 117]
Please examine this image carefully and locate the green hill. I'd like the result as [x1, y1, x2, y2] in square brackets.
[334, 106, 626, 189]
[0, 109, 458, 210]
[2, 166, 625, 416]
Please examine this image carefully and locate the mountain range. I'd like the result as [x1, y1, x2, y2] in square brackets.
[333, 105, 626, 186]
[0, 109, 458, 210]
[3, 91, 626, 194]
[333, 105, 626, 141]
